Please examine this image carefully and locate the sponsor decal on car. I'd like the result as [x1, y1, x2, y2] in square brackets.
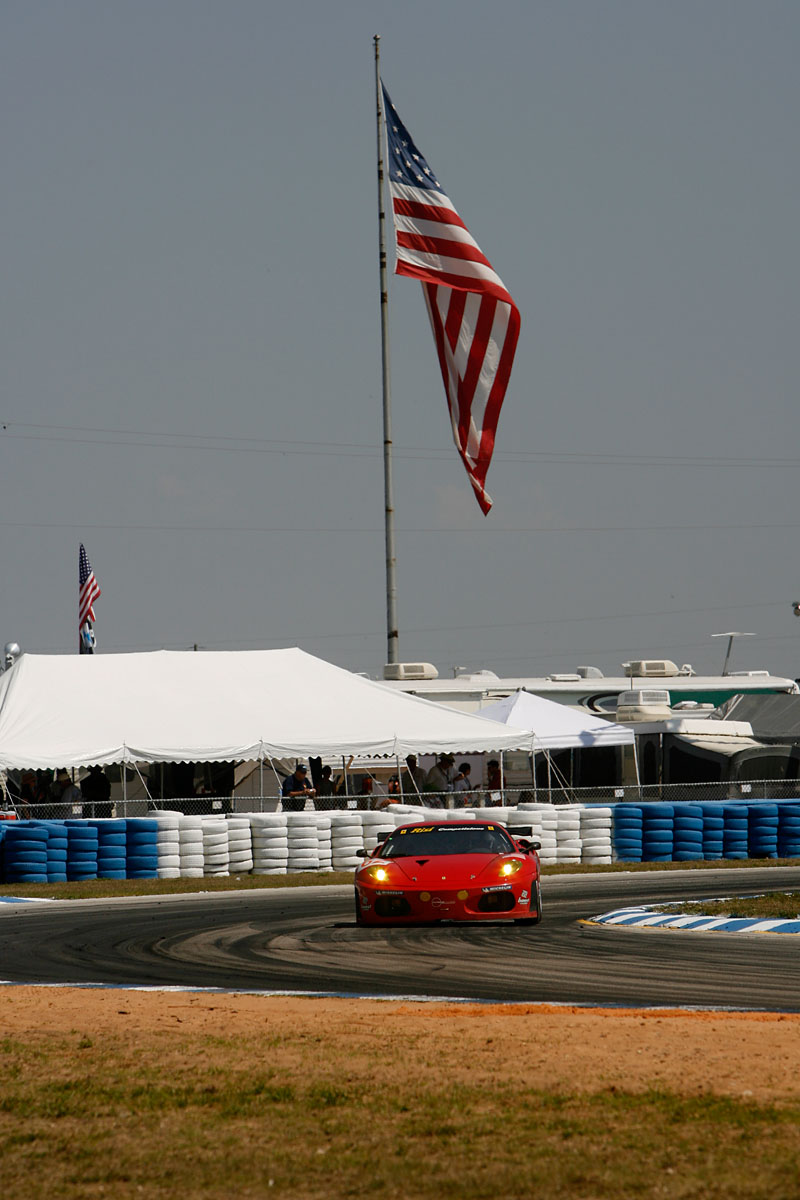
[481, 884, 513, 893]
[431, 897, 454, 907]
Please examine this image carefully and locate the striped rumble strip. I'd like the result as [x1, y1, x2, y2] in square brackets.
[582, 907, 800, 935]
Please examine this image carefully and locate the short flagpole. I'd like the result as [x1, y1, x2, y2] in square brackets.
[374, 34, 399, 667]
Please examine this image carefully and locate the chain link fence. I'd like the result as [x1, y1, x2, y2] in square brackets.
[8, 776, 800, 821]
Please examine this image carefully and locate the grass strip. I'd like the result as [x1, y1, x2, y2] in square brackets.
[660, 892, 800, 920]
[1, 1029, 799, 1199]
[1, 856, 798, 902]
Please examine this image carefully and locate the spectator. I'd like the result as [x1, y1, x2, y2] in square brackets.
[452, 762, 474, 807]
[358, 775, 374, 810]
[400, 754, 425, 803]
[18, 770, 49, 819]
[486, 758, 503, 805]
[80, 764, 113, 818]
[51, 770, 82, 819]
[377, 776, 401, 810]
[315, 764, 341, 811]
[424, 754, 454, 807]
[281, 763, 316, 812]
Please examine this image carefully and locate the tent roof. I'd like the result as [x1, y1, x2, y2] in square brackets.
[0, 648, 532, 770]
[478, 689, 635, 750]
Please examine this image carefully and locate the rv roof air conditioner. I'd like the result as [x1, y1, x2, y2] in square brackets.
[624, 659, 680, 678]
[615, 689, 672, 722]
[383, 662, 439, 681]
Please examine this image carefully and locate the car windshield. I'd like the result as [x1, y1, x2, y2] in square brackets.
[381, 824, 515, 858]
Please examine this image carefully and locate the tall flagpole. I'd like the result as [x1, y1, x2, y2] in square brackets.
[374, 34, 399, 666]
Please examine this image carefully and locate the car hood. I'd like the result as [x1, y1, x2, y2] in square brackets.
[369, 853, 526, 886]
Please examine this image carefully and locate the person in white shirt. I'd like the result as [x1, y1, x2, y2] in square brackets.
[452, 762, 474, 807]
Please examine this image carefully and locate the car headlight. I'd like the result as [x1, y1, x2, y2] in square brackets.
[500, 859, 523, 877]
[365, 865, 390, 883]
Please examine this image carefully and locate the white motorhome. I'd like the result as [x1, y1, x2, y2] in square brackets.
[380, 658, 799, 715]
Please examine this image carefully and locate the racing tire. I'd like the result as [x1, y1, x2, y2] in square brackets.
[515, 881, 542, 925]
[354, 889, 365, 926]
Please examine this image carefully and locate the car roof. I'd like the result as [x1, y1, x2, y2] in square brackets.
[391, 820, 511, 832]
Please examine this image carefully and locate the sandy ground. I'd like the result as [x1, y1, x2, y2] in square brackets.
[3, 987, 800, 1103]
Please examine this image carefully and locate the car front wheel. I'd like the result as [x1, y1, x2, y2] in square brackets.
[515, 879, 542, 925]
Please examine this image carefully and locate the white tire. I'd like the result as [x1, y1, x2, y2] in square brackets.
[179, 854, 205, 869]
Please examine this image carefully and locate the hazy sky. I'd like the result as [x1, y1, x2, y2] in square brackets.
[2, 1, 799, 682]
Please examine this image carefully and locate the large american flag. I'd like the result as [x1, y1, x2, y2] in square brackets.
[79, 543, 101, 653]
[382, 84, 520, 514]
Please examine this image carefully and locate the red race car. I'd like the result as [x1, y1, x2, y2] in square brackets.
[354, 819, 542, 926]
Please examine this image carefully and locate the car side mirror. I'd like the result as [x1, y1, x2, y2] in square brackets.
[355, 847, 368, 858]
[531, 840, 541, 852]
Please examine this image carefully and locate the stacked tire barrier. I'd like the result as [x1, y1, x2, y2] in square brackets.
[125, 818, 158, 879]
[330, 812, 366, 872]
[579, 806, 613, 866]
[250, 813, 289, 875]
[701, 803, 724, 861]
[778, 803, 800, 859]
[227, 817, 255, 875]
[748, 803, 779, 859]
[642, 804, 673, 863]
[178, 816, 205, 878]
[30, 821, 68, 883]
[612, 805, 643, 863]
[4, 801, 800, 885]
[88, 819, 127, 879]
[202, 818, 230, 877]
[286, 813, 321, 872]
[672, 804, 703, 863]
[723, 804, 749, 859]
[2, 823, 49, 884]
[155, 813, 181, 879]
[65, 820, 98, 881]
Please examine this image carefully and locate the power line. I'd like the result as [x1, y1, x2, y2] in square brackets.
[0, 518, 798, 535]
[3, 419, 800, 469]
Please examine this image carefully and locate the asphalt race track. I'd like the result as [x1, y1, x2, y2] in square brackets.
[2, 866, 800, 1010]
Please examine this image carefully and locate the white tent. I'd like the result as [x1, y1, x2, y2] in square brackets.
[0, 648, 532, 770]
[478, 689, 635, 750]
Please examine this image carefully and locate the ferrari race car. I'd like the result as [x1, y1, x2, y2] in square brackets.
[354, 819, 542, 926]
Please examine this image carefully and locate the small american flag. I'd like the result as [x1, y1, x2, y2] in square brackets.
[79, 543, 101, 653]
[382, 84, 520, 514]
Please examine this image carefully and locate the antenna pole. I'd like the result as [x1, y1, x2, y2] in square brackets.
[374, 34, 399, 666]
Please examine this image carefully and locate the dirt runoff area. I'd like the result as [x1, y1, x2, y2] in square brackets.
[3, 986, 800, 1103]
